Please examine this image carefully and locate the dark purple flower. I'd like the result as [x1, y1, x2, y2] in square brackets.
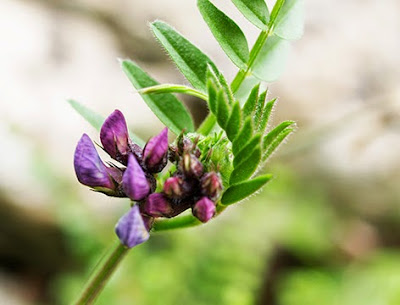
[181, 153, 203, 178]
[122, 154, 150, 201]
[143, 127, 168, 173]
[74, 134, 115, 190]
[100, 110, 132, 165]
[201, 172, 222, 200]
[163, 177, 183, 198]
[115, 205, 149, 248]
[142, 193, 173, 218]
[192, 197, 216, 223]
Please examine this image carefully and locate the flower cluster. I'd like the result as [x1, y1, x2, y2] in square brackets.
[73, 110, 222, 248]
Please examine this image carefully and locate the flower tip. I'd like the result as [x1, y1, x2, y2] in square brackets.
[143, 127, 169, 173]
[192, 197, 216, 223]
[74, 133, 114, 189]
[143, 193, 173, 218]
[122, 154, 150, 201]
[115, 205, 150, 248]
[100, 110, 130, 163]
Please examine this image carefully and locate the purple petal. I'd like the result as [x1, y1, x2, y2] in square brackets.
[74, 134, 114, 189]
[163, 177, 183, 198]
[115, 205, 150, 248]
[142, 193, 173, 218]
[192, 197, 216, 223]
[100, 110, 131, 163]
[122, 154, 150, 201]
[143, 128, 168, 172]
[201, 172, 222, 200]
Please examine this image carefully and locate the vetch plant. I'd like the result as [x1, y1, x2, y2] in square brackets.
[69, 0, 303, 304]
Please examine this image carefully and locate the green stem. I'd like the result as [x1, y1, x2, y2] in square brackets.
[72, 241, 128, 305]
[152, 214, 202, 232]
[197, 114, 217, 136]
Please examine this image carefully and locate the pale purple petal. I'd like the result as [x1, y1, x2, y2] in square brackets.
[100, 110, 131, 163]
[201, 172, 222, 200]
[143, 127, 168, 172]
[192, 197, 216, 223]
[163, 177, 183, 198]
[115, 205, 149, 248]
[74, 134, 114, 189]
[122, 154, 150, 201]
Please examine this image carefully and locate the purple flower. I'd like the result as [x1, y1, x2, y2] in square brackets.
[100, 110, 132, 165]
[192, 197, 216, 223]
[122, 154, 150, 201]
[115, 205, 149, 248]
[143, 127, 168, 173]
[201, 172, 222, 200]
[163, 177, 183, 198]
[74, 134, 115, 190]
[181, 153, 203, 178]
[142, 193, 173, 218]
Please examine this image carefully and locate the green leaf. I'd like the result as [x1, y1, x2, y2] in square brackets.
[242, 83, 260, 118]
[151, 20, 219, 92]
[258, 98, 276, 132]
[262, 127, 293, 161]
[68, 99, 104, 131]
[262, 120, 295, 150]
[207, 78, 219, 115]
[221, 174, 273, 205]
[67, 99, 146, 147]
[234, 75, 260, 103]
[122, 60, 194, 135]
[252, 35, 290, 82]
[216, 90, 230, 129]
[139, 84, 208, 101]
[232, 117, 253, 155]
[198, 0, 249, 69]
[254, 89, 268, 127]
[225, 101, 242, 142]
[229, 145, 261, 185]
[231, 0, 270, 30]
[233, 134, 262, 167]
[274, 0, 304, 41]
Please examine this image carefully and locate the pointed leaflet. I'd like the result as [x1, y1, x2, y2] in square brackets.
[258, 98, 276, 132]
[254, 89, 268, 127]
[216, 90, 230, 129]
[242, 83, 260, 118]
[232, 117, 253, 155]
[252, 35, 290, 82]
[198, 0, 249, 69]
[151, 21, 221, 93]
[225, 101, 242, 142]
[122, 60, 194, 135]
[221, 174, 273, 205]
[229, 145, 261, 185]
[68, 99, 145, 146]
[233, 134, 262, 167]
[262, 127, 293, 161]
[263, 120, 295, 150]
[231, 0, 270, 30]
[273, 0, 304, 41]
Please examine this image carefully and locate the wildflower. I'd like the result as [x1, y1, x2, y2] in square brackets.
[74, 134, 120, 194]
[115, 205, 149, 248]
[100, 110, 132, 165]
[142, 193, 173, 218]
[201, 172, 222, 200]
[122, 154, 150, 201]
[192, 197, 216, 223]
[143, 127, 168, 173]
[163, 176, 183, 198]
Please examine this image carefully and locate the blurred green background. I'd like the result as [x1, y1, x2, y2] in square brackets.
[1, 0, 400, 304]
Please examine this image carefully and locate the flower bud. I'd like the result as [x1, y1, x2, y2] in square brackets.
[143, 128, 168, 173]
[74, 134, 115, 191]
[115, 205, 149, 248]
[100, 110, 132, 165]
[122, 154, 150, 201]
[192, 197, 216, 223]
[142, 193, 173, 218]
[201, 172, 222, 200]
[182, 153, 203, 178]
[163, 177, 183, 198]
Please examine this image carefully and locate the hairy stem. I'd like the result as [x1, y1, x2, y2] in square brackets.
[72, 241, 128, 305]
